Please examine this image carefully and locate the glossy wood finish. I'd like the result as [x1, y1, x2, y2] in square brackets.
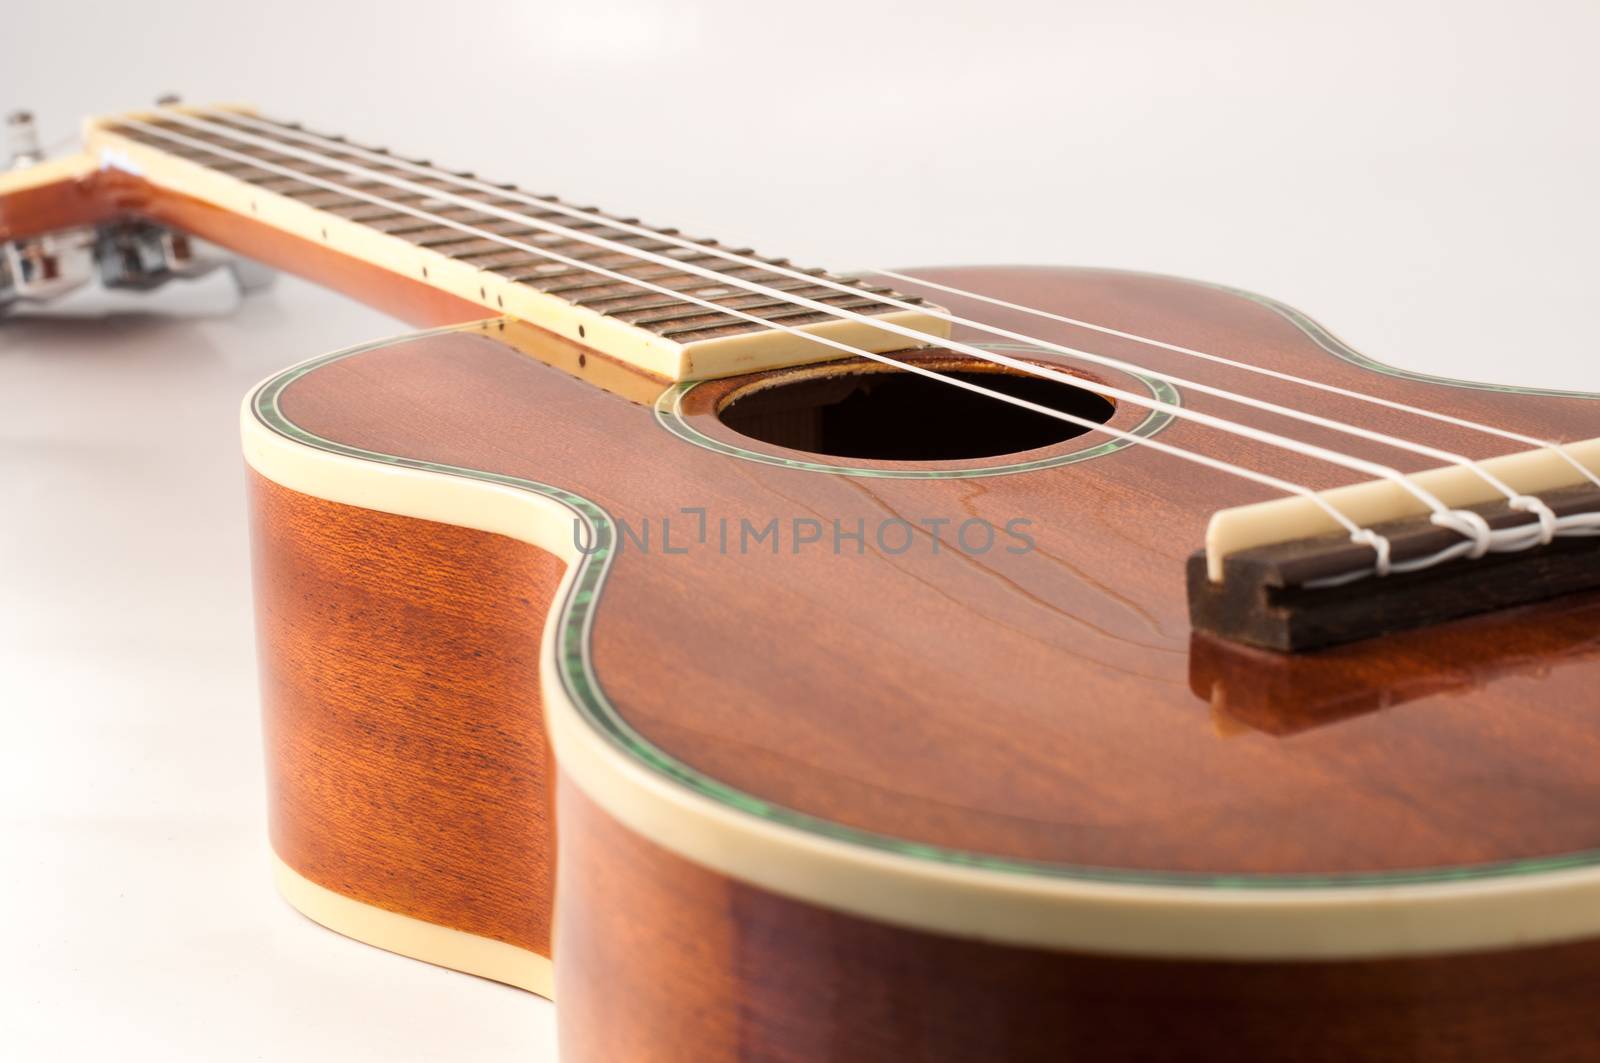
[1189, 591, 1600, 736]
[555, 776, 1600, 1063]
[249, 471, 560, 957]
[243, 455, 1600, 1057]
[269, 266, 1600, 878]
[1188, 482, 1600, 650]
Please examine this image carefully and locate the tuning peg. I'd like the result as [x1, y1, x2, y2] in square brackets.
[6, 110, 43, 170]
[155, 93, 181, 107]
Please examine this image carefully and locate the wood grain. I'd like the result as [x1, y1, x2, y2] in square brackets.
[248, 471, 560, 955]
[1190, 591, 1600, 736]
[245, 265, 1600, 1057]
[555, 776, 1600, 1062]
[269, 266, 1600, 877]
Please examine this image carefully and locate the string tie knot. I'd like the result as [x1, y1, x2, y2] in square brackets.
[1350, 528, 1393, 577]
[1430, 508, 1492, 559]
[1509, 495, 1557, 546]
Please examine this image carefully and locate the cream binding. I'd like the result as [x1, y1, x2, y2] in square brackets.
[272, 852, 553, 997]
[0, 151, 97, 196]
[245, 339, 1600, 963]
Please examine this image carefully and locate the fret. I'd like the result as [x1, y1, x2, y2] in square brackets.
[205, 165, 290, 186]
[418, 191, 530, 210]
[451, 228, 641, 261]
[291, 181, 413, 204]
[572, 227, 669, 244]
[591, 275, 855, 315]
[88, 109, 948, 380]
[421, 208, 527, 226]
[537, 264, 729, 298]
[516, 256, 695, 294]
[525, 256, 761, 301]
[320, 202, 406, 223]
[577, 276, 833, 315]
[207, 158, 270, 176]
[256, 173, 334, 195]
[454, 244, 560, 270]
[415, 221, 544, 249]
[652, 295, 892, 339]
[623, 291, 860, 327]
[619, 283, 884, 325]
[417, 235, 523, 254]
[288, 189, 369, 211]
[370, 216, 461, 237]
[509, 247, 694, 280]
[428, 223, 656, 253]
[662, 303, 890, 342]
[572, 264, 825, 309]
[449, 239, 685, 267]
[455, 249, 554, 272]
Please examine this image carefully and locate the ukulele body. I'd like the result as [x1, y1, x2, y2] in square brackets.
[245, 265, 1600, 1062]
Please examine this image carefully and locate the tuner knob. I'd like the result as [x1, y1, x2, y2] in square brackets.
[6, 110, 42, 170]
[155, 93, 182, 107]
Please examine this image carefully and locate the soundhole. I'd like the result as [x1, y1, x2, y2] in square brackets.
[715, 360, 1115, 461]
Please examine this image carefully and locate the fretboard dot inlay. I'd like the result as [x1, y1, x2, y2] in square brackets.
[106, 115, 931, 347]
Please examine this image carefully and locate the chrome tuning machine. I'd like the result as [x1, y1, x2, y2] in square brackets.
[1, 107, 276, 315]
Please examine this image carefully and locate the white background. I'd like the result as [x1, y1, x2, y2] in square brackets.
[2, 1, 1597, 1059]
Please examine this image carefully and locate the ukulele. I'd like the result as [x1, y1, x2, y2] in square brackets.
[6, 103, 1600, 1063]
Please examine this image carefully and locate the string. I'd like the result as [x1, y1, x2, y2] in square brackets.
[205, 107, 1600, 497]
[167, 108, 1600, 567]
[126, 114, 1599, 571]
[117, 114, 1600, 577]
[130, 111, 1483, 524]
[867, 269, 1600, 493]
[109, 115, 1369, 543]
[202, 109, 1600, 575]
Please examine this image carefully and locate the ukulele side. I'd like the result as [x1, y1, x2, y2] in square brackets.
[242, 282, 1600, 1061]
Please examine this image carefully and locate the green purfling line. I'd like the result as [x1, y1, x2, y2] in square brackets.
[251, 315, 1600, 890]
[655, 344, 1180, 479]
[1211, 280, 1600, 400]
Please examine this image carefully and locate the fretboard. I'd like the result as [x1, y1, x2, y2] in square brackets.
[85, 107, 948, 380]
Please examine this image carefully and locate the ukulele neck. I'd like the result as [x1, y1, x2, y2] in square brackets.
[79, 106, 949, 380]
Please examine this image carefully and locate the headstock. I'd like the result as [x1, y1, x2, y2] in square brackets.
[0, 102, 273, 316]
